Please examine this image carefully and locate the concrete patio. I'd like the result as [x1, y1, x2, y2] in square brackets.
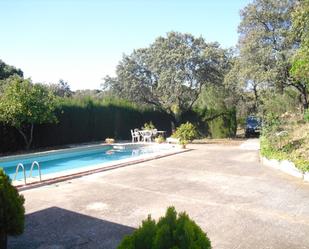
[9, 139, 309, 249]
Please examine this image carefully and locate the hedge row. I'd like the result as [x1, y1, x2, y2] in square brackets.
[0, 100, 237, 153]
[0, 101, 172, 153]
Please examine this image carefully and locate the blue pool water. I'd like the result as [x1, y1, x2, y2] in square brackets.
[0, 144, 168, 181]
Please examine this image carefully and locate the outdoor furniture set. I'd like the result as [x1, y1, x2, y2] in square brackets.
[130, 129, 166, 142]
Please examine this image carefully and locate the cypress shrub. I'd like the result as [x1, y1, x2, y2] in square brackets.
[118, 206, 211, 249]
[0, 169, 25, 249]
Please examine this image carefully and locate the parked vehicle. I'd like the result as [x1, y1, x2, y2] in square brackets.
[245, 116, 261, 137]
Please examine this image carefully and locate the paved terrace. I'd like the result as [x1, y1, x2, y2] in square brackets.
[9, 139, 309, 249]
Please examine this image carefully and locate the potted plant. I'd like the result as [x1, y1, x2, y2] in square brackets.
[105, 138, 115, 144]
[179, 139, 188, 149]
[173, 122, 198, 149]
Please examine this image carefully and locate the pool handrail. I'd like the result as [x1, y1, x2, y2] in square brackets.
[29, 161, 42, 182]
[14, 163, 27, 185]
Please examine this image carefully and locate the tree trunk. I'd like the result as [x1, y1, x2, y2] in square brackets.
[16, 123, 34, 150]
[0, 230, 7, 249]
[27, 123, 34, 150]
[169, 113, 178, 134]
[253, 84, 259, 113]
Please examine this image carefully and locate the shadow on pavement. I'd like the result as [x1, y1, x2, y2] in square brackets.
[8, 206, 135, 249]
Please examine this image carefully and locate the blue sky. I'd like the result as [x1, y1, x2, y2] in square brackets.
[0, 0, 251, 90]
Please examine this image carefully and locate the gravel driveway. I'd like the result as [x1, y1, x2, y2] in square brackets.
[9, 139, 309, 249]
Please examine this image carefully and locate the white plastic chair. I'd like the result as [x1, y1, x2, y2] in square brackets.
[141, 130, 152, 142]
[131, 129, 140, 142]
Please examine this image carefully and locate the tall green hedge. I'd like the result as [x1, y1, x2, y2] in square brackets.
[0, 98, 172, 153]
[0, 98, 237, 153]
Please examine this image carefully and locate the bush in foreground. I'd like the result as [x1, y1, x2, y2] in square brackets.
[0, 169, 25, 249]
[118, 207, 211, 249]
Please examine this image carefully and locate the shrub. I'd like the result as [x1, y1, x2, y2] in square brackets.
[172, 122, 198, 145]
[117, 206, 211, 249]
[207, 109, 237, 138]
[260, 113, 309, 172]
[0, 168, 25, 249]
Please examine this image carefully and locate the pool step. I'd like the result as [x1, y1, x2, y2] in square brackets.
[113, 145, 125, 150]
[113, 144, 147, 150]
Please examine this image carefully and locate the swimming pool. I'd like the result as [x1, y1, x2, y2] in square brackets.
[0, 143, 176, 183]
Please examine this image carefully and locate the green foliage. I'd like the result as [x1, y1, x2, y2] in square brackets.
[142, 121, 156, 130]
[117, 207, 211, 249]
[0, 96, 173, 152]
[0, 76, 57, 149]
[290, 0, 309, 83]
[48, 79, 72, 98]
[173, 122, 198, 144]
[259, 89, 301, 117]
[178, 108, 237, 139]
[24, 98, 171, 150]
[230, 0, 309, 112]
[103, 32, 229, 118]
[205, 109, 237, 138]
[0, 59, 23, 81]
[0, 76, 57, 128]
[260, 113, 309, 172]
[0, 168, 25, 248]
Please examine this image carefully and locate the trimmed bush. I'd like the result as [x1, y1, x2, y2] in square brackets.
[118, 207, 211, 249]
[173, 122, 198, 144]
[0, 169, 25, 249]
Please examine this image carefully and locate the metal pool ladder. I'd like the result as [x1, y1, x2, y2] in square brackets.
[13, 161, 42, 185]
[29, 161, 42, 182]
[14, 163, 27, 184]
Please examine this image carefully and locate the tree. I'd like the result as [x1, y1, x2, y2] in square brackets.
[0, 76, 57, 149]
[0, 60, 23, 81]
[290, 0, 309, 96]
[0, 169, 25, 249]
[103, 32, 229, 123]
[48, 79, 73, 98]
[0, 60, 24, 93]
[233, 0, 309, 110]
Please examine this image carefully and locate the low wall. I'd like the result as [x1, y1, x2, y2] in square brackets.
[260, 156, 309, 182]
